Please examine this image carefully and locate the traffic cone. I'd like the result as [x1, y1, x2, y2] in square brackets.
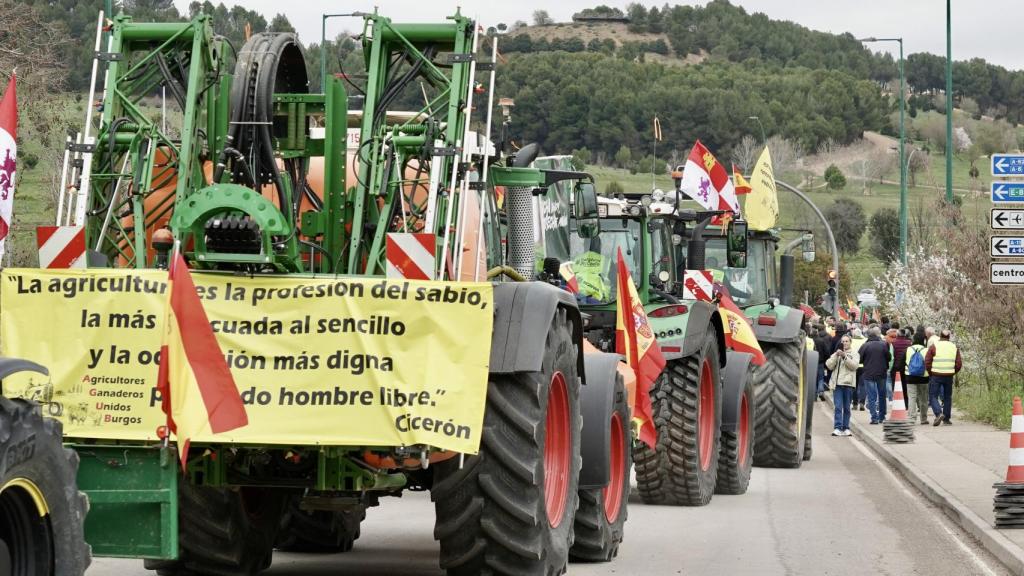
[883, 374, 914, 443]
[993, 398, 1024, 528]
[889, 374, 908, 421]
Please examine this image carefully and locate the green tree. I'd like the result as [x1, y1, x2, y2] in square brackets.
[824, 164, 846, 190]
[869, 208, 900, 262]
[268, 14, 295, 33]
[605, 180, 624, 195]
[794, 257, 854, 314]
[571, 147, 591, 169]
[532, 10, 553, 26]
[823, 198, 866, 255]
[614, 145, 632, 168]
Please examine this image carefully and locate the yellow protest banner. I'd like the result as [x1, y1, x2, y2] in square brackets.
[0, 269, 494, 454]
[746, 146, 779, 231]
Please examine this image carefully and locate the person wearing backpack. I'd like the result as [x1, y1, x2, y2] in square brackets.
[904, 329, 930, 424]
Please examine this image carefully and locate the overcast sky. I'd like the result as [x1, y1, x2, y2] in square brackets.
[172, 1, 1020, 70]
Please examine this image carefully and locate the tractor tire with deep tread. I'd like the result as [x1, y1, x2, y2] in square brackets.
[634, 330, 722, 506]
[432, 308, 582, 576]
[0, 397, 91, 576]
[751, 337, 807, 468]
[715, 370, 754, 495]
[275, 496, 365, 553]
[144, 484, 285, 576]
[569, 373, 630, 562]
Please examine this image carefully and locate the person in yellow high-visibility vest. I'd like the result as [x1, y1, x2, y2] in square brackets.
[925, 329, 962, 426]
[573, 236, 611, 303]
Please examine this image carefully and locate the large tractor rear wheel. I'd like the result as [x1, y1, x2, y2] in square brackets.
[432, 309, 582, 576]
[276, 496, 365, 553]
[715, 372, 755, 495]
[634, 330, 722, 506]
[569, 373, 630, 562]
[145, 484, 285, 576]
[0, 398, 91, 576]
[751, 336, 807, 468]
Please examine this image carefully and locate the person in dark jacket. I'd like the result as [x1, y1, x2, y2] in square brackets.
[860, 326, 892, 424]
[889, 327, 911, 399]
[814, 325, 831, 400]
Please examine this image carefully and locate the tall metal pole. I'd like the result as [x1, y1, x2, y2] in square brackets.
[748, 115, 766, 146]
[320, 14, 351, 94]
[898, 39, 907, 264]
[859, 36, 907, 263]
[320, 16, 328, 94]
[945, 0, 954, 202]
[775, 180, 841, 320]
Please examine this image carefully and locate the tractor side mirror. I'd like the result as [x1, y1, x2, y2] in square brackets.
[574, 181, 600, 239]
[727, 217, 748, 268]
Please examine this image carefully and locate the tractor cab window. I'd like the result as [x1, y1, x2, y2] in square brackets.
[650, 220, 674, 285]
[704, 238, 769, 306]
[569, 219, 642, 305]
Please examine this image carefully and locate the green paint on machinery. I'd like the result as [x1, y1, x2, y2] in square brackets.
[20, 7, 631, 573]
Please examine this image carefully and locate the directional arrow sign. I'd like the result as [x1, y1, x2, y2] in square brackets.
[992, 209, 1024, 229]
[992, 182, 1024, 203]
[991, 236, 1024, 256]
[992, 154, 1024, 176]
[991, 263, 1024, 284]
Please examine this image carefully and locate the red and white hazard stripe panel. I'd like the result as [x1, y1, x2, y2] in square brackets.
[36, 225, 86, 269]
[682, 269, 714, 302]
[386, 233, 435, 281]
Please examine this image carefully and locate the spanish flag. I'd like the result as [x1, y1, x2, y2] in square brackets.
[615, 248, 664, 449]
[653, 116, 663, 141]
[717, 289, 766, 366]
[732, 164, 752, 195]
[157, 252, 249, 470]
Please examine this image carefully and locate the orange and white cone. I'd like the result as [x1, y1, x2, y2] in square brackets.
[890, 373, 908, 421]
[1006, 397, 1024, 484]
[883, 373, 914, 443]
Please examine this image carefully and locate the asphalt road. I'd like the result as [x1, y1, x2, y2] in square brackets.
[89, 403, 1009, 576]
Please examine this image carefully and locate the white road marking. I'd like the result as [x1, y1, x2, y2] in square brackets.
[818, 402, 999, 576]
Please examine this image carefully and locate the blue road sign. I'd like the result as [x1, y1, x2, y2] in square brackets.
[991, 236, 1024, 256]
[992, 154, 1024, 176]
[992, 182, 1024, 203]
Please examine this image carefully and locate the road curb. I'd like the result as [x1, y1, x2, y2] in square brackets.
[821, 398, 1024, 575]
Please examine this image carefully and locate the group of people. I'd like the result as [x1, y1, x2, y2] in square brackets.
[806, 317, 963, 437]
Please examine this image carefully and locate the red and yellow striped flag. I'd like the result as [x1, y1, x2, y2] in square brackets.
[717, 289, 766, 366]
[615, 248, 665, 449]
[157, 253, 248, 470]
[653, 116, 662, 142]
[732, 164, 752, 194]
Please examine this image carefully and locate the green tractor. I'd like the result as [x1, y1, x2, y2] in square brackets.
[0, 11, 633, 576]
[731, 228, 818, 467]
[538, 184, 758, 506]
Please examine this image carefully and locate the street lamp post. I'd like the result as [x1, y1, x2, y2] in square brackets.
[946, 0, 954, 203]
[860, 37, 907, 265]
[748, 115, 766, 146]
[321, 13, 351, 93]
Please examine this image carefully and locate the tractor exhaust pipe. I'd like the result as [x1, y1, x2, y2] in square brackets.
[686, 216, 712, 271]
[779, 254, 795, 306]
[505, 143, 540, 281]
